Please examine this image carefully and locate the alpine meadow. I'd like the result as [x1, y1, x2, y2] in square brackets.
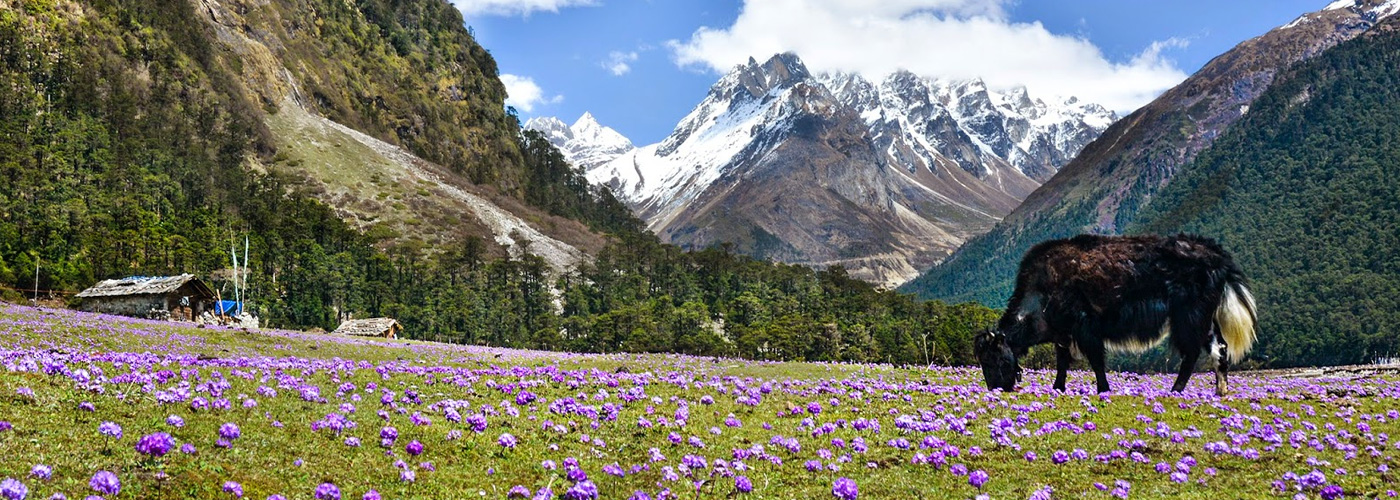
[3, 0, 1400, 499]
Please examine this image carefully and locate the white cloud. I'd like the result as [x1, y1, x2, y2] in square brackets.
[603, 51, 640, 76]
[668, 0, 1189, 113]
[500, 74, 563, 113]
[453, 0, 597, 17]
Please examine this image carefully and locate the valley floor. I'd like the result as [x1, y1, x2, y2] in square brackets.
[0, 303, 1394, 499]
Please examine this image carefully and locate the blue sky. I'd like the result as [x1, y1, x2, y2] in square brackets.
[459, 0, 1328, 145]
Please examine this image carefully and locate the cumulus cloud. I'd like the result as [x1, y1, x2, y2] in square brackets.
[453, 0, 597, 17]
[603, 51, 640, 76]
[668, 0, 1190, 113]
[500, 74, 563, 113]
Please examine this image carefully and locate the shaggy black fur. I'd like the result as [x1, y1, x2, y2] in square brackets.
[975, 234, 1255, 395]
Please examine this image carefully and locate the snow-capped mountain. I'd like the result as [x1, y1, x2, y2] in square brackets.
[535, 53, 1115, 287]
[523, 113, 634, 171]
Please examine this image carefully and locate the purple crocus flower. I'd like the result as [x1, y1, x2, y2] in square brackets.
[735, 476, 753, 493]
[219, 423, 241, 441]
[30, 465, 52, 481]
[89, 471, 120, 496]
[362, 490, 381, 500]
[181, 443, 198, 455]
[136, 432, 176, 457]
[1, 478, 28, 500]
[1321, 485, 1345, 500]
[832, 477, 857, 500]
[313, 483, 341, 500]
[1029, 485, 1054, 500]
[223, 481, 243, 498]
[564, 480, 599, 500]
[167, 415, 185, 428]
[405, 440, 424, 456]
[98, 422, 122, 440]
[533, 488, 555, 500]
[969, 470, 989, 489]
[498, 433, 518, 448]
[507, 486, 531, 498]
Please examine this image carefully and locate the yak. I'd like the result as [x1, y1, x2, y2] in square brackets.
[973, 234, 1257, 396]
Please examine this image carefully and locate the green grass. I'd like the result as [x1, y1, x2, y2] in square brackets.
[1, 303, 1396, 499]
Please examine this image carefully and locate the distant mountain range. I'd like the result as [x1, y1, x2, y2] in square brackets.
[901, 0, 1400, 305]
[528, 53, 1114, 287]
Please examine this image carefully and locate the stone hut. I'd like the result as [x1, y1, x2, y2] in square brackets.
[76, 274, 216, 322]
[333, 318, 401, 339]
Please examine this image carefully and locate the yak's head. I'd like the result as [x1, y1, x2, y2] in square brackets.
[974, 329, 1021, 392]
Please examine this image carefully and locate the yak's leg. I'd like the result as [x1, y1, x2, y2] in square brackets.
[1212, 323, 1230, 396]
[1053, 344, 1071, 392]
[1169, 303, 1213, 393]
[1171, 348, 1200, 393]
[1075, 335, 1110, 393]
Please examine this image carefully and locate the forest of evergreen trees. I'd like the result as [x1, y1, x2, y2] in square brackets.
[0, 0, 997, 365]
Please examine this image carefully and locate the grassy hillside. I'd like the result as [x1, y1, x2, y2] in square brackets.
[0, 0, 995, 365]
[1133, 20, 1400, 367]
[2, 303, 1397, 499]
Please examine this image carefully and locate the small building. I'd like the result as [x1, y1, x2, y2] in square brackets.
[76, 274, 216, 322]
[333, 318, 401, 339]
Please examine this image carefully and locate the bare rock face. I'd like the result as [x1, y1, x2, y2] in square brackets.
[532, 53, 1114, 288]
[902, 0, 1400, 305]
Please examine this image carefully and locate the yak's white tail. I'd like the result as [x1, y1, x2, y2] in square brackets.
[1215, 283, 1258, 363]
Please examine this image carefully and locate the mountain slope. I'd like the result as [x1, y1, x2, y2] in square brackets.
[1130, 14, 1400, 366]
[902, 0, 1400, 305]
[564, 53, 1113, 287]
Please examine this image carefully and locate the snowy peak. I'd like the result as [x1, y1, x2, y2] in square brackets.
[524, 113, 635, 171]
[579, 51, 1117, 287]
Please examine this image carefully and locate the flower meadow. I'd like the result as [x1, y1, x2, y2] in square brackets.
[1, 303, 1399, 499]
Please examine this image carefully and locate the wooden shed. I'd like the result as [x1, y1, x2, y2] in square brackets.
[333, 318, 401, 339]
[76, 274, 216, 322]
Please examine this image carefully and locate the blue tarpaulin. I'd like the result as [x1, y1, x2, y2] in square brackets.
[216, 300, 242, 316]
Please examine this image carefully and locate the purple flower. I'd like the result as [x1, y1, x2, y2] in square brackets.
[136, 432, 176, 457]
[223, 481, 243, 498]
[1321, 485, 1344, 500]
[564, 480, 599, 500]
[181, 443, 198, 455]
[1029, 485, 1054, 500]
[219, 423, 241, 441]
[89, 471, 120, 496]
[167, 415, 185, 428]
[0, 422, 11, 432]
[533, 488, 555, 500]
[735, 476, 753, 493]
[1, 478, 28, 500]
[98, 422, 122, 440]
[498, 433, 518, 449]
[969, 470, 989, 489]
[314, 483, 341, 500]
[79, 402, 96, 412]
[268, 495, 287, 500]
[508, 486, 532, 498]
[832, 477, 858, 500]
[362, 490, 381, 500]
[399, 469, 415, 483]
[406, 440, 424, 456]
[30, 465, 52, 481]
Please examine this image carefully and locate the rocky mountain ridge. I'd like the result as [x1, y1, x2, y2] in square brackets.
[530, 53, 1115, 287]
[902, 0, 1400, 305]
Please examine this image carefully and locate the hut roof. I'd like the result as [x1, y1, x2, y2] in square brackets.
[76, 274, 213, 298]
[333, 318, 401, 337]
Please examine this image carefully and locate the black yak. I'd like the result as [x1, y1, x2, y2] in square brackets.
[974, 234, 1257, 396]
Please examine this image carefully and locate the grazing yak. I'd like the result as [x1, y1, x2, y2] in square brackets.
[974, 234, 1257, 396]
